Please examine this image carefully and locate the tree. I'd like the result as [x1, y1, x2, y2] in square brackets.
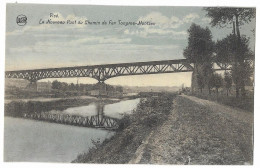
[61, 82, 68, 91]
[204, 7, 255, 97]
[69, 83, 75, 90]
[52, 80, 62, 90]
[215, 34, 254, 97]
[212, 73, 223, 95]
[215, 34, 236, 64]
[183, 23, 214, 63]
[224, 72, 232, 96]
[196, 73, 205, 93]
[204, 8, 255, 30]
[215, 34, 253, 63]
[202, 62, 214, 94]
[184, 23, 214, 94]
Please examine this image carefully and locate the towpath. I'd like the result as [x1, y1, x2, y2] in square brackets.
[135, 95, 253, 165]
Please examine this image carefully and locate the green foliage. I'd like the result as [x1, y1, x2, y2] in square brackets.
[52, 80, 62, 90]
[193, 92, 254, 112]
[215, 34, 236, 63]
[212, 73, 223, 93]
[212, 13, 254, 97]
[202, 62, 214, 89]
[118, 94, 175, 130]
[224, 72, 232, 96]
[51, 80, 124, 93]
[183, 23, 214, 63]
[74, 93, 177, 163]
[184, 24, 215, 94]
[207, 74, 215, 92]
[5, 98, 118, 118]
[215, 34, 253, 63]
[204, 8, 255, 28]
[231, 61, 253, 87]
[196, 73, 205, 93]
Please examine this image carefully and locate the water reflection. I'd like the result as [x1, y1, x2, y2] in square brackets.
[24, 98, 140, 129]
[4, 117, 114, 162]
[4, 98, 140, 162]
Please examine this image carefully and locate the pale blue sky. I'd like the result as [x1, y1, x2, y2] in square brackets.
[5, 4, 255, 86]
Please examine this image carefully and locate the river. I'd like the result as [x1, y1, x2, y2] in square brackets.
[4, 98, 140, 162]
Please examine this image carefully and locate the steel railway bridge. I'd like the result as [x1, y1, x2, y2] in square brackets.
[5, 59, 231, 84]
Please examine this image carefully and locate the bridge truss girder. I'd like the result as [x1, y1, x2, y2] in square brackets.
[5, 58, 244, 83]
[5, 59, 196, 82]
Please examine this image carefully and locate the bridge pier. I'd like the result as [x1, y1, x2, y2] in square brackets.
[26, 81, 37, 92]
[97, 81, 107, 96]
[96, 103, 104, 126]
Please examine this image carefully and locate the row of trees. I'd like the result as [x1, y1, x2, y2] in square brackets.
[184, 8, 255, 97]
[51, 80, 123, 92]
[196, 71, 232, 96]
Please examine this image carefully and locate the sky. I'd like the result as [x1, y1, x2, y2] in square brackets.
[5, 4, 256, 87]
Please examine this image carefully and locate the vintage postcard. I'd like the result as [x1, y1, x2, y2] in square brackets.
[4, 3, 255, 165]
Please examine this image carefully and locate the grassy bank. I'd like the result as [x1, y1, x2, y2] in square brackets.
[137, 95, 253, 164]
[190, 92, 254, 112]
[4, 98, 119, 118]
[73, 92, 177, 163]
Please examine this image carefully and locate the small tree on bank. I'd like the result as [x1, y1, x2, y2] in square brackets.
[212, 73, 223, 95]
[224, 72, 232, 96]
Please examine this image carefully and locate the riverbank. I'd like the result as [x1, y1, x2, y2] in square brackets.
[4, 95, 98, 104]
[145, 95, 253, 164]
[73, 92, 177, 163]
[73, 94, 253, 164]
[4, 97, 141, 162]
[136, 95, 253, 164]
[4, 97, 119, 118]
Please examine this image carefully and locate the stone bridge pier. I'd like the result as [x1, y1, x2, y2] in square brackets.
[96, 81, 107, 96]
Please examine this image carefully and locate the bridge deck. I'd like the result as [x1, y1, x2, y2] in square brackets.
[5, 59, 232, 82]
[6, 59, 189, 72]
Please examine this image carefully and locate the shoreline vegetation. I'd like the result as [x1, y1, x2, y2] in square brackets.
[190, 92, 254, 112]
[72, 93, 253, 164]
[4, 97, 119, 118]
[4, 91, 253, 164]
[73, 92, 177, 163]
[4, 95, 140, 129]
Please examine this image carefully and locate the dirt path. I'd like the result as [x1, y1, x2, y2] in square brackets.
[137, 95, 253, 165]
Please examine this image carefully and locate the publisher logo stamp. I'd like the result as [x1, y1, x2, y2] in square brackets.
[16, 15, 27, 26]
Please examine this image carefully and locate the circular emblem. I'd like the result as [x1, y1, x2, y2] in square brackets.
[16, 15, 27, 26]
